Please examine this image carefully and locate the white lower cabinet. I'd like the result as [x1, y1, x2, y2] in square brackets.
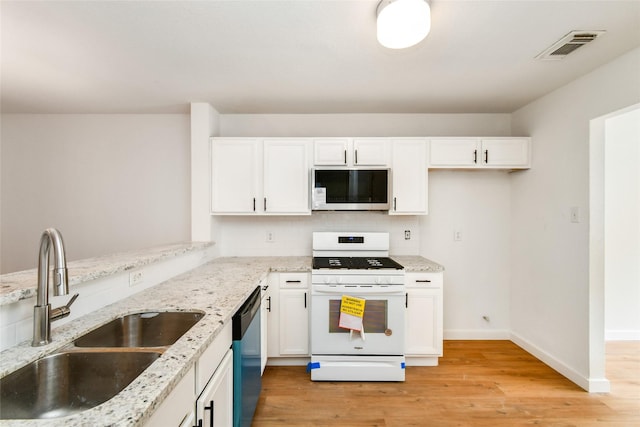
[266, 273, 280, 359]
[180, 411, 197, 427]
[260, 278, 271, 374]
[144, 365, 195, 427]
[195, 322, 233, 427]
[195, 350, 233, 427]
[144, 323, 233, 427]
[405, 272, 444, 366]
[278, 273, 309, 356]
[265, 272, 310, 365]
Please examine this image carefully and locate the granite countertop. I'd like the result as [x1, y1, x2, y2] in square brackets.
[0, 242, 216, 306]
[0, 252, 442, 426]
[393, 255, 445, 272]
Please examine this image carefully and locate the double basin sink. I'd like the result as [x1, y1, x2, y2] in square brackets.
[0, 311, 204, 420]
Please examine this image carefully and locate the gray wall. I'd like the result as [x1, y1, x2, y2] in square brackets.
[1, 114, 191, 273]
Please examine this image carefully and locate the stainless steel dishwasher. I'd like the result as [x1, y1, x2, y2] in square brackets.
[232, 286, 262, 427]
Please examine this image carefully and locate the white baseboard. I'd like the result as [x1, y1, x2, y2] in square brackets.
[444, 329, 511, 340]
[510, 332, 610, 393]
[605, 330, 640, 341]
[266, 357, 310, 367]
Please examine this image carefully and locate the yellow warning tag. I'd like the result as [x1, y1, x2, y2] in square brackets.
[340, 295, 365, 318]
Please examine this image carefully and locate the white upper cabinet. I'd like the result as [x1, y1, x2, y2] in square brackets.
[429, 138, 479, 167]
[352, 138, 390, 166]
[429, 137, 531, 169]
[390, 139, 428, 215]
[263, 139, 311, 214]
[210, 138, 260, 214]
[481, 138, 530, 167]
[313, 138, 349, 165]
[313, 138, 390, 166]
[211, 138, 311, 215]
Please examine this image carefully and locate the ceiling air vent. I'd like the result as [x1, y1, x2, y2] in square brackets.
[536, 30, 606, 60]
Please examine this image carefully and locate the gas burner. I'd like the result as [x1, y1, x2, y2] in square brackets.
[312, 256, 403, 270]
[366, 258, 383, 268]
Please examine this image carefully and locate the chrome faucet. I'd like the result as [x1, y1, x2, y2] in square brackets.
[32, 228, 78, 346]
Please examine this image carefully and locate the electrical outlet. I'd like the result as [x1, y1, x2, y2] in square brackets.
[266, 231, 275, 243]
[454, 230, 462, 241]
[404, 230, 411, 240]
[570, 206, 580, 223]
[129, 271, 144, 287]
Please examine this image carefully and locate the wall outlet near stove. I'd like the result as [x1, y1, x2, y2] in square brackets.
[404, 230, 411, 240]
[266, 231, 275, 243]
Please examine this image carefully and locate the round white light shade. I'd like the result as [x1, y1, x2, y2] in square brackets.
[376, 0, 431, 49]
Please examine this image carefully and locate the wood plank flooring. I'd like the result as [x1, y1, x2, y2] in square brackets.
[253, 341, 640, 426]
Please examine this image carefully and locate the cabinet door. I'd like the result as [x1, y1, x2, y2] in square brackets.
[179, 411, 196, 427]
[267, 274, 280, 358]
[263, 139, 311, 214]
[353, 138, 390, 166]
[260, 281, 271, 374]
[144, 366, 195, 427]
[313, 138, 349, 165]
[405, 288, 442, 356]
[196, 350, 233, 427]
[481, 138, 530, 168]
[279, 289, 309, 355]
[211, 139, 260, 213]
[429, 138, 480, 167]
[390, 139, 428, 215]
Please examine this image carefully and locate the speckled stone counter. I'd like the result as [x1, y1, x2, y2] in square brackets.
[0, 242, 216, 306]
[0, 253, 442, 426]
[393, 255, 445, 272]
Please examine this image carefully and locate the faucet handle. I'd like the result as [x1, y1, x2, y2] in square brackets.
[50, 293, 79, 321]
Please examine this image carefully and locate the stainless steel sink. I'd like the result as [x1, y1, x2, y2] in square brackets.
[0, 350, 160, 420]
[74, 311, 204, 348]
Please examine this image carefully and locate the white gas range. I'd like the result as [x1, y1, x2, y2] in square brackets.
[309, 232, 406, 382]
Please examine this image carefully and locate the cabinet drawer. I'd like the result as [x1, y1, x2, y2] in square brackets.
[406, 273, 443, 288]
[279, 272, 309, 289]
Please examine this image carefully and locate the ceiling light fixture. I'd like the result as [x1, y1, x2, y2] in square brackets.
[376, 0, 431, 49]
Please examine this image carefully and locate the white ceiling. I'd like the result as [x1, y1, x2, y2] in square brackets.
[2, 0, 639, 114]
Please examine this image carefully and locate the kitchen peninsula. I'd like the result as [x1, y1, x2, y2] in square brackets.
[0, 244, 442, 426]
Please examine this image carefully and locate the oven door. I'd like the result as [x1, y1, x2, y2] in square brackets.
[311, 284, 405, 356]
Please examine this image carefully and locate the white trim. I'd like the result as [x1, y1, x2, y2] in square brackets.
[510, 332, 610, 393]
[605, 330, 640, 341]
[444, 329, 510, 340]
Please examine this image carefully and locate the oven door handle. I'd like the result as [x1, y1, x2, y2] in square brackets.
[312, 286, 405, 295]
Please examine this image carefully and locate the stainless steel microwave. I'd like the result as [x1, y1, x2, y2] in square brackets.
[311, 168, 390, 211]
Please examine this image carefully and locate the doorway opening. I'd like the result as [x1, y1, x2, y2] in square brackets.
[589, 103, 640, 390]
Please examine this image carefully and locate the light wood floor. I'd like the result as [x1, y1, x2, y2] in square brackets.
[253, 341, 640, 426]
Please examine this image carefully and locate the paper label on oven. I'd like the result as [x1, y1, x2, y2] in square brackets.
[339, 295, 365, 332]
